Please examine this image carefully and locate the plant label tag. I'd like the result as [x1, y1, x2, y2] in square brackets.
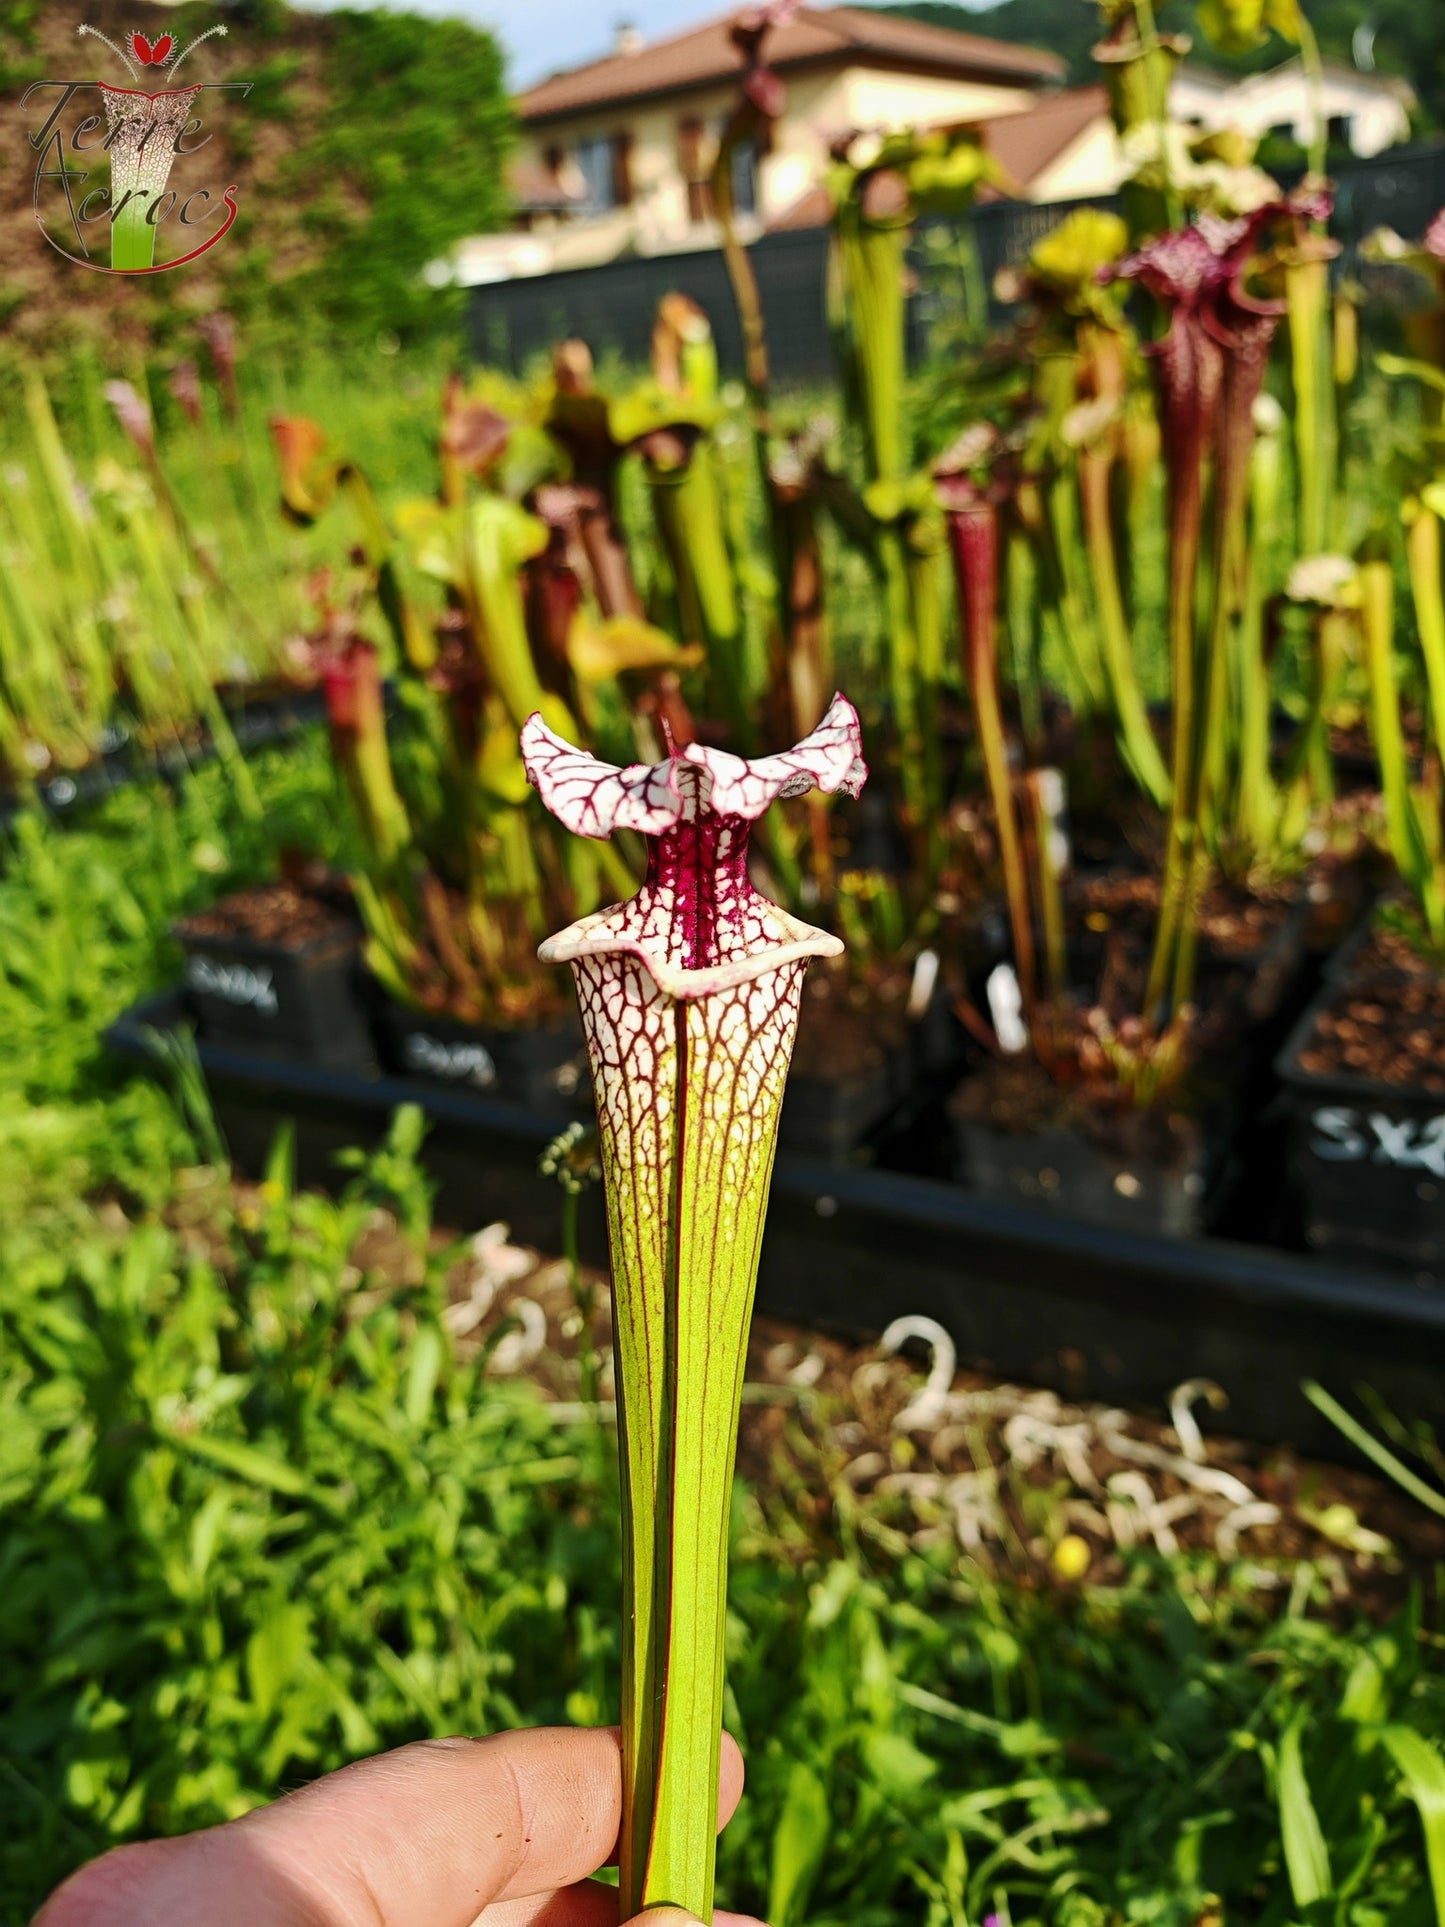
[907, 948, 939, 1020]
[1310, 1105, 1445, 1180]
[186, 954, 278, 1016]
[987, 962, 1029, 1054]
[404, 1031, 498, 1089]
[1032, 766, 1071, 876]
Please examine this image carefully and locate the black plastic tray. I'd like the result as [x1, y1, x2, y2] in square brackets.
[107, 987, 1445, 1456]
[1276, 980, 1445, 1276]
[0, 689, 327, 831]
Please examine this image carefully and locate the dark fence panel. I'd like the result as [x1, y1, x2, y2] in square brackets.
[1327, 141, 1445, 262]
[470, 141, 1445, 377]
[469, 226, 833, 381]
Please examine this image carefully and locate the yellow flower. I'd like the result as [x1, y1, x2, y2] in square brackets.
[1027, 208, 1130, 302]
[1052, 1533, 1092, 1582]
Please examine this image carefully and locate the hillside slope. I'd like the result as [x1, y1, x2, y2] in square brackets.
[873, 0, 1443, 128]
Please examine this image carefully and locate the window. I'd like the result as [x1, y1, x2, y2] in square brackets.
[730, 134, 758, 218]
[610, 131, 634, 208]
[574, 133, 632, 212]
[677, 116, 713, 223]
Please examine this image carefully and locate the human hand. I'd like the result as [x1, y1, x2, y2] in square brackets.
[35, 1726, 763, 1927]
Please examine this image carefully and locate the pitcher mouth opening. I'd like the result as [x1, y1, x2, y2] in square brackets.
[99, 84, 203, 101]
[540, 910, 843, 1002]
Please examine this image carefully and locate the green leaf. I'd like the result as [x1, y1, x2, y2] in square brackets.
[263, 1122, 295, 1199]
[166, 1429, 313, 1502]
[1380, 1726, 1445, 1920]
[1377, 353, 1445, 402]
[1302, 1382, 1445, 1520]
[1277, 1716, 1332, 1907]
[1339, 1650, 1386, 1725]
[405, 1323, 445, 1429]
[863, 1729, 938, 1794]
[768, 1761, 831, 1927]
[246, 1603, 312, 1720]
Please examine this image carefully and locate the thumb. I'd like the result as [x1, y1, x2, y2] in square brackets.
[632, 1912, 769, 1927]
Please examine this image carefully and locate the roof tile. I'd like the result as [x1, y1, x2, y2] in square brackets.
[519, 5, 1063, 123]
[979, 85, 1110, 192]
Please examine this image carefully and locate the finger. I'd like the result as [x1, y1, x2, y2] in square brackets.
[37, 1729, 747, 1927]
[479, 1891, 768, 1927]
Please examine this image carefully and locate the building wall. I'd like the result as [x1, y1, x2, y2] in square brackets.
[515, 61, 1042, 254]
[515, 79, 744, 251]
[1030, 121, 1129, 203]
[833, 65, 1035, 133]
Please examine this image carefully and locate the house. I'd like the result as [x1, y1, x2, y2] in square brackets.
[1172, 58, 1415, 163]
[966, 58, 1417, 207]
[442, 9, 1418, 297]
[441, 6, 1062, 284]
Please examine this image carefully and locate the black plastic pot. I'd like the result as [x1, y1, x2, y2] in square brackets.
[948, 878, 1316, 1241]
[174, 912, 376, 1075]
[374, 1000, 586, 1112]
[780, 1050, 908, 1162]
[953, 1111, 1210, 1238]
[105, 984, 1445, 1455]
[1277, 983, 1445, 1280]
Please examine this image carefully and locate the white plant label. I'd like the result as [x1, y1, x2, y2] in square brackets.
[186, 954, 278, 1017]
[907, 947, 940, 1020]
[987, 962, 1029, 1055]
[1310, 1106, 1445, 1181]
[404, 1031, 498, 1088]
[1033, 766, 1071, 877]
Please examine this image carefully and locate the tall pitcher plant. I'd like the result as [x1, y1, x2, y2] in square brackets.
[523, 698, 866, 1921]
[1000, 208, 1170, 806]
[1188, 0, 1339, 555]
[827, 127, 990, 821]
[1106, 192, 1328, 1015]
[1358, 547, 1445, 955]
[1355, 210, 1445, 955]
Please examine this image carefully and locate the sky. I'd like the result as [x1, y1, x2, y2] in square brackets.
[294, 0, 995, 92]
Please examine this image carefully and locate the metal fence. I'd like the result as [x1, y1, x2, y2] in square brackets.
[470, 226, 834, 381]
[469, 140, 1445, 381]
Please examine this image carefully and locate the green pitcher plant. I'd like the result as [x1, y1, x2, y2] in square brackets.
[1105, 191, 1330, 1017]
[521, 695, 866, 1922]
[827, 125, 990, 821]
[1358, 545, 1445, 956]
[998, 207, 1171, 807]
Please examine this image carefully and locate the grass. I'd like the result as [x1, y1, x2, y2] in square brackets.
[0, 337, 463, 790]
[0, 745, 1442, 1924]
